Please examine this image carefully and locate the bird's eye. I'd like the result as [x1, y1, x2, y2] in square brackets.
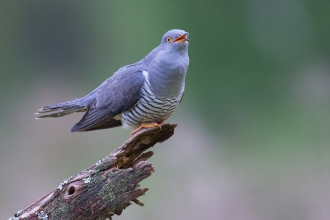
[166, 37, 172, 43]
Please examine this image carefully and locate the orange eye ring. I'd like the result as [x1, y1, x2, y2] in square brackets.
[166, 37, 172, 43]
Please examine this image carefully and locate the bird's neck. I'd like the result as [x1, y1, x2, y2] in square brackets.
[141, 46, 161, 66]
[147, 49, 189, 98]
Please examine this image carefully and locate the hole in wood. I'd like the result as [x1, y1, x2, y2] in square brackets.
[67, 186, 75, 195]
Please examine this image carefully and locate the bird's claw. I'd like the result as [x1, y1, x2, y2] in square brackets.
[130, 121, 164, 136]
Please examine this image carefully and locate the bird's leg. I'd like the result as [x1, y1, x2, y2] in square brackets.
[130, 121, 164, 136]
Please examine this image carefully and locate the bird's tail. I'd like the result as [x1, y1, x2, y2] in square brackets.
[35, 98, 88, 119]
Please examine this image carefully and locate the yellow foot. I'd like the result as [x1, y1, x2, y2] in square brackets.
[130, 121, 164, 136]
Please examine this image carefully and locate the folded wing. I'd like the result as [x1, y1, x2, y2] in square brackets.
[71, 70, 145, 132]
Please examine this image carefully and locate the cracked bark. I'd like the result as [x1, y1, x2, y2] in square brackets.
[9, 123, 177, 220]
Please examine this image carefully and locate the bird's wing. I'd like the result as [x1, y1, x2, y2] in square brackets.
[71, 69, 145, 132]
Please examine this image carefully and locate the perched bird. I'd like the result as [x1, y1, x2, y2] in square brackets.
[35, 29, 189, 135]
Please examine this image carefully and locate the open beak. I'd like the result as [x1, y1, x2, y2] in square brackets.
[174, 33, 189, 43]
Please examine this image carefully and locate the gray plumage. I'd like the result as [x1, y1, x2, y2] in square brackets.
[36, 29, 189, 132]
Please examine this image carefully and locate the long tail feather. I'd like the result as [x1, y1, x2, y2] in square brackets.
[35, 98, 88, 119]
[36, 106, 88, 118]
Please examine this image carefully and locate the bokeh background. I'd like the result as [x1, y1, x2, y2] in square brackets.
[1, 1, 330, 219]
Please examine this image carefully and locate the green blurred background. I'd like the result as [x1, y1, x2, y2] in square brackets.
[1, 1, 330, 219]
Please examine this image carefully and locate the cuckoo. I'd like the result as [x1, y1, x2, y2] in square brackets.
[35, 29, 190, 135]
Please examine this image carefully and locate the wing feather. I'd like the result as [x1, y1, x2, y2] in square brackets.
[71, 69, 145, 132]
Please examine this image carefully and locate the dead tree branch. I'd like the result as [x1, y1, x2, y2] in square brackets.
[10, 123, 177, 220]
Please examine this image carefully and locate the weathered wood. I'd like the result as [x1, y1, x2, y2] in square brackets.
[10, 123, 177, 220]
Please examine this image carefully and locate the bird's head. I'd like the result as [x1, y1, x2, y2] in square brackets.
[161, 29, 189, 51]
